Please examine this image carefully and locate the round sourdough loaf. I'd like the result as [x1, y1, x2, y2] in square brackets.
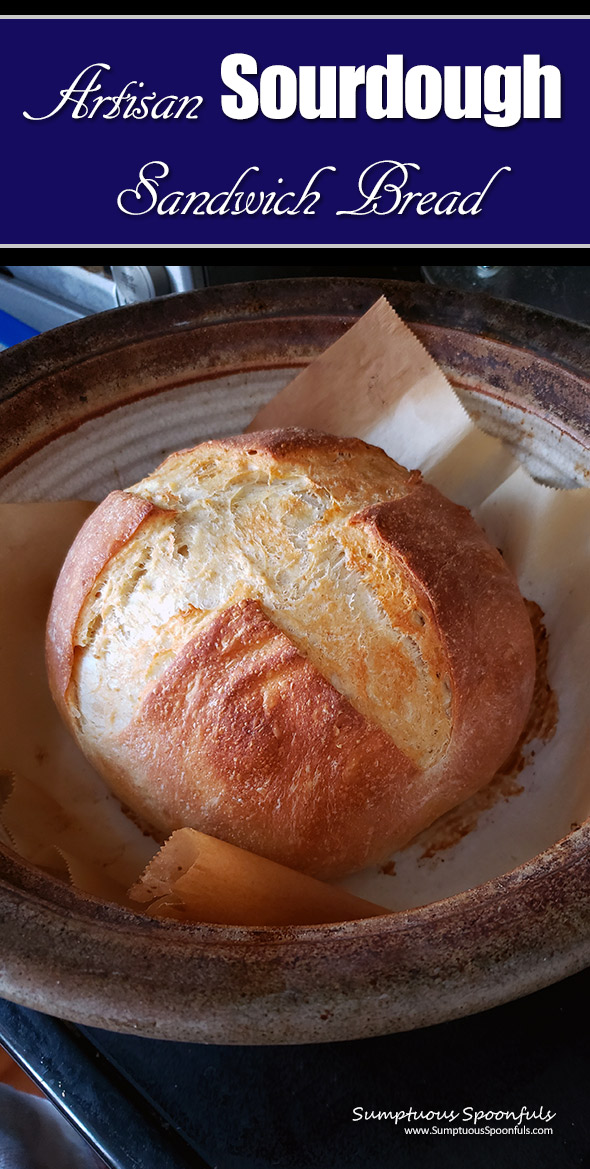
[46, 429, 536, 879]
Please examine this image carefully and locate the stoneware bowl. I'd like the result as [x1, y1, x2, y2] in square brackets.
[1, 277, 589, 1045]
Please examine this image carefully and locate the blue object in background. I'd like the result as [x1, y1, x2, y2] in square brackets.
[0, 308, 38, 351]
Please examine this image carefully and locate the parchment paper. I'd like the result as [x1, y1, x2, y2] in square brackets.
[0, 502, 157, 899]
[1, 295, 588, 912]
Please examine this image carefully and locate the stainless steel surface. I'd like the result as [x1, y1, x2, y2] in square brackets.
[0, 266, 117, 330]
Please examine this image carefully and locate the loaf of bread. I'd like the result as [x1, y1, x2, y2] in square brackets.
[46, 429, 535, 879]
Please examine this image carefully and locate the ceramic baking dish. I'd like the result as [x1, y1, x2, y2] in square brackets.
[0, 277, 589, 1044]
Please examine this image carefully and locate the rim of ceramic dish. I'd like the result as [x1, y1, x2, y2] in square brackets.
[1, 277, 589, 1045]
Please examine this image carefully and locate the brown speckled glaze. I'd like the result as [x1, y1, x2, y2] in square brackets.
[1, 278, 590, 1044]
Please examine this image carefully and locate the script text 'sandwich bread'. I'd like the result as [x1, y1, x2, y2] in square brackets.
[46, 430, 536, 879]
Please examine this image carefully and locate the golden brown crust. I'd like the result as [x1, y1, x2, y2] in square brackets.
[45, 490, 170, 713]
[164, 427, 391, 463]
[215, 427, 370, 459]
[351, 484, 536, 835]
[114, 599, 418, 877]
[46, 428, 536, 878]
[136, 429, 413, 519]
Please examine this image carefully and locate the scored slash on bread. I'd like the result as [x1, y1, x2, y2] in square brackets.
[46, 429, 536, 879]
